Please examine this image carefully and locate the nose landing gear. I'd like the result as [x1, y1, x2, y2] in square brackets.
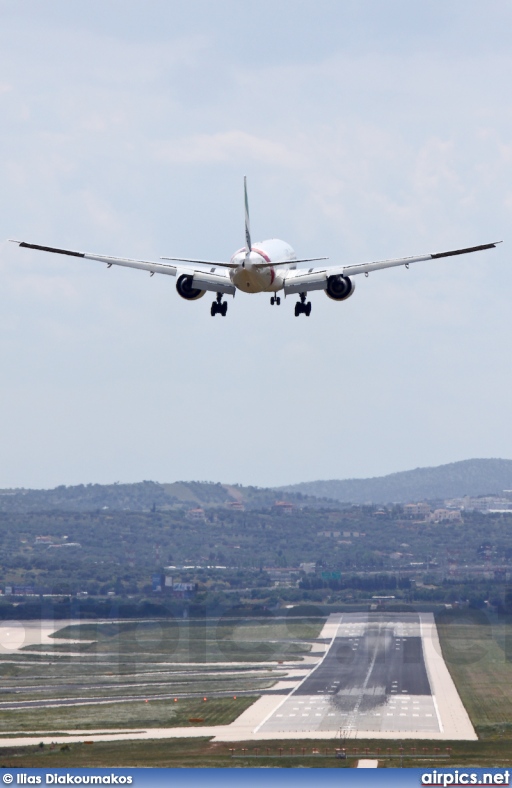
[294, 292, 311, 317]
[270, 296, 281, 306]
[211, 292, 228, 317]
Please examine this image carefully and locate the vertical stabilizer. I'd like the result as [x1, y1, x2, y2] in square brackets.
[244, 175, 252, 253]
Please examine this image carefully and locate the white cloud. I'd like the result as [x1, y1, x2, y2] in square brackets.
[0, 2, 511, 487]
[153, 130, 300, 167]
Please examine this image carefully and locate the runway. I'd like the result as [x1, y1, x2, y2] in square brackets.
[257, 614, 441, 735]
[0, 613, 477, 745]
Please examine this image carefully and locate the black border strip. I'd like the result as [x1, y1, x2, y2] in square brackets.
[431, 243, 497, 259]
[19, 242, 85, 258]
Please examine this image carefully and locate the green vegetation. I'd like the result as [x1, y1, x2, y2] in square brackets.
[2, 459, 512, 512]
[1, 498, 512, 612]
[3, 737, 512, 768]
[0, 617, 320, 732]
[2, 475, 512, 767]
[0, 480, 327, 514]
[30, 618, 321, 662]
[4, 615, 512, 766]
[0, 697, 255, 733]
[436, 611, 512, 739]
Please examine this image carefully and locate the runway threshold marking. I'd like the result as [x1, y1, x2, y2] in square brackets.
[253, 614, 343, 733]
[257, 614, 445, 736]
[339, 621, 383, 736]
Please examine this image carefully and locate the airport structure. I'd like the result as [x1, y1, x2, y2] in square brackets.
[0, 613, 476, 747]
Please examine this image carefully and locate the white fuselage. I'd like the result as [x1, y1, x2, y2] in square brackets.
[229, 239, 296, 293]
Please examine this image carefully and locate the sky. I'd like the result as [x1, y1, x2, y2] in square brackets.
[0, 0, 511, 489]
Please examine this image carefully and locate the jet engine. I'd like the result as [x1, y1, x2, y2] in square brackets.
[325, 274, 355, 301]
[176, 274, 205, 301]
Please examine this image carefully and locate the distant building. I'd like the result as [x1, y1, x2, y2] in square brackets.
[186, 508, 206, 521]
[371, 595, 395, 611]
[227, 500, 245, 511]
[170, 582, 197, 599]
[299, 562, 316, 574]
[154, 574, 197, 598]
[266, 568, 299, 586]
[429, 509, 463, 523]
[488, 508, 512, 514]
[47, 542, 82, 549]
[404, 503, 431, 519]
[273, 501, 294, 515]
[454, 496, 512, 513]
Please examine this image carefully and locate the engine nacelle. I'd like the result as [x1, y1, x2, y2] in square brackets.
[176, 274, 205, 301]
[325, 274, 355, 301]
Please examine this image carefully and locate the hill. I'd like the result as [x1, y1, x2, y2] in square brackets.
[278, 458, 512, 504]
[0, 480, 330, 513]
[2, 459, 512, 513]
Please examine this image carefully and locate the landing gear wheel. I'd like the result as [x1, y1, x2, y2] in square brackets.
[295, 292, 309, 317]
[270, 297, 275, 305]
[211, 292, 228, 317]
[276, 297, 281, 305]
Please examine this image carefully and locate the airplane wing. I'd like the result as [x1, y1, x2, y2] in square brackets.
[10, 240, 180, 276]
[283, 242, 501, 295]
[9, 240, 235, 293]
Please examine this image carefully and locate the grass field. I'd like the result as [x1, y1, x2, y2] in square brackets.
[436, 612, 512, 739]
[36, 619, 323, 662]
[2, 736, 512, 768]
[1, 673, 276, 704]
[0, 696, 255, 733]
[4, 614, 512, 766]
[0, 617, 322, 736]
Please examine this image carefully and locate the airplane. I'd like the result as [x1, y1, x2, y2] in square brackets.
[10, 177, 500, 317]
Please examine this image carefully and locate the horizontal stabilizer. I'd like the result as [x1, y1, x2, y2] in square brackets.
[161, 256, 236, 267]
[253, 256, 328, 268]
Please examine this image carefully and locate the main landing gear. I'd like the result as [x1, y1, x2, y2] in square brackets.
[211, 292, 228, 317]
[294, 292, 311, 317]
[270, 296, 281, 306]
